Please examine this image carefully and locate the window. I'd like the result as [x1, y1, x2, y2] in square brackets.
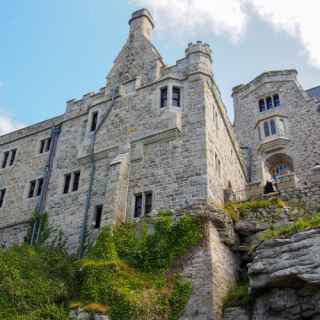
[259, 99, 266, 112]
[264, 121, 270, 137]
[63, 171, 81, 194]
[145, 192, 153, 215]
[273, 94, 280, 107]
[134, 194, 143, 218]
[94, 205, 103, 229]
[258, 94, 281, 112]
[63, 174, 72, 194]
[2, 149, 16, 168]
[266, 97, 273, 110]
[40, 138, 51, 154]
[28, 178, 43, 198]
[0, 189, 6, 208]
[160, 87, 168, 108]
[270, 119, 277, 135]
[90, 111, 98, 132]
[279, 119, 286, 136]
[172, 87, 181, 107]
[72, 171, 81, 192]
[36, 178, 44, 197]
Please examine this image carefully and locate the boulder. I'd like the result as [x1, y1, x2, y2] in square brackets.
[249, 229, 320, 291]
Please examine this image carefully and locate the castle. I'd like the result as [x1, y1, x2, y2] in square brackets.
[0, 9, 319, 253]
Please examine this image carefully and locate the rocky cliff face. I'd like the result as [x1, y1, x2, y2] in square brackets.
[224, 228, 320, 320]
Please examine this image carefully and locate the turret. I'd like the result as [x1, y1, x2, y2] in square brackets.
[185, 41, 213, 76]
[129, 9, 154, 41]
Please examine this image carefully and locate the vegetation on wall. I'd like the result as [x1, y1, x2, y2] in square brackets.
[223, 281, 252, 308]
[260, 213, 320, 241]
[0, 211, 203, 320]
[225, 198, 286, 222]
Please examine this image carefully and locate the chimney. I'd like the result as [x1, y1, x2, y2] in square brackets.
[129, 9, 154, 40]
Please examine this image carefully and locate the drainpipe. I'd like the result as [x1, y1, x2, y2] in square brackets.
[79, 86, 118, 258]
[30, 125, 61, 245]
[240, 146, 252, 183]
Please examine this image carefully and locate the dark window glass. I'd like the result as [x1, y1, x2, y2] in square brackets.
[94, 205, 103, 229]
[72, 171, 81, 192]
[266, 97, 273, 109]
[90, 112, 98, 132]
[37, 178, 44, 197]
[273, 94, 280, 107]
[172, 87, 181, 107]
[264, 122, 270, 137]
[134, 194, 143, 218]
[40, 140, 46, 154]
[9, 149, 16, 166]
[160, 87, 168, 108]
[145, 192, 153, 215]
[45, 138, 52, 152]
[29, 180, 36, 198]
[2, 151, 9, 168]
[259, 99, 266, 112]
[63, 174, 72, 194]
[0, 189, 6, 208]
[270, 119, 277, 135]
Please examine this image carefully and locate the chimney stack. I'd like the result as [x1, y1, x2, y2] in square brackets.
[129, 9, 154, 40]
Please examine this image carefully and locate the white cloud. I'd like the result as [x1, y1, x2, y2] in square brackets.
[131, 0, 320, 67]
[0, 112, 25, 136]
[130, 0, 248, 41]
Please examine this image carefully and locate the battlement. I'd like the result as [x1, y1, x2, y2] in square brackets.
[185, 41, 212, 61]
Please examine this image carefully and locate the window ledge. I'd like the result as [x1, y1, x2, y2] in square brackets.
[257, 136, 290, 153]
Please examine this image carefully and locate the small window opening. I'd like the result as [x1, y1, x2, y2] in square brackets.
[9, 149, 16, 166]
[273, 94, 280, 107]
[0, 189, 6, 208]
[134, 194, 143, 218]
[94, 205, 103, 229]
[28, 180, 36, 198]
[266, 97, 273, 110]
[2, 151, 9, 169]
[259, 99, 266, 112]
[264, 122, 270, 137]
[172, 87, 181, 107]
[160, 87, 168, 108]
[45, 137, 52, 152]
[145, 192, 153, 215]
[63, 174, 72, 194]
[270, 119, 277, 135]
[40, 140, 46, 154]
[90, 111, 98, 132]
[36, 178, 44, 197]
[72, 171, 81, 192]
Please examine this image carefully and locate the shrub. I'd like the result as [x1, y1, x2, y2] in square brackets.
[223, 282, 252, 308]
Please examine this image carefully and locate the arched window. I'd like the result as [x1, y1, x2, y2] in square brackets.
[273, 94, 280, 107]
[264, 121, 270, 137]
[270, 119, 277, 135]
[266, 97, 273, 110]
[259, 99, 266, 112]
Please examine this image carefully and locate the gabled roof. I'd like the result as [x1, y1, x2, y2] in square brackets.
[306, 86, 320, 98]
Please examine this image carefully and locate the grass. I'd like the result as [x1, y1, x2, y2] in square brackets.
[223, 282, 252, 308]
[225, 198, 286, 222]
[260, 213, 320, 241]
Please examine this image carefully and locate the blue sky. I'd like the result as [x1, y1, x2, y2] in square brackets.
[1, 0, 319, 134]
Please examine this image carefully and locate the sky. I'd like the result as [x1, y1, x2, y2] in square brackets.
[1, 0, 320, 135]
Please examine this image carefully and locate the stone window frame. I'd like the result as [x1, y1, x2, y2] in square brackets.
[158, 81, 184, 111]
[258, 93, 281, 113]
[27, 177, 44, 199]
[133, 191, 153, 219]
[0, 188, 6, 208]
[1, 148, 17, 169]
[93, 204, 104, 229]
[39, 137, 52, 154]
[62, 170, 81, 195]
[258, 116, 288, 141]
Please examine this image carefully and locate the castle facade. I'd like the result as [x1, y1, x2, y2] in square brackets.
[0, 9, 247, 250]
